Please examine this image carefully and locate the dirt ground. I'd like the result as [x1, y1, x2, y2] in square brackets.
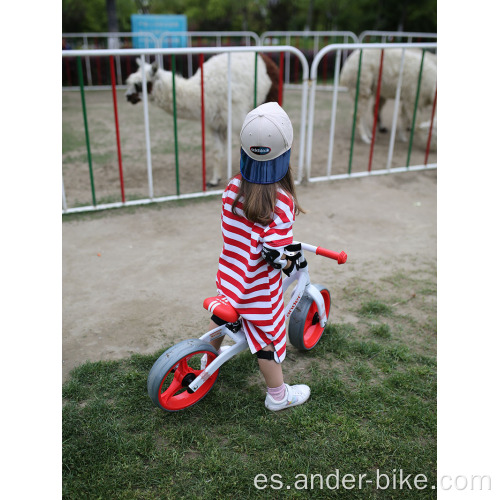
[62, 73, 437, 382]
[62, 169, 437, 382]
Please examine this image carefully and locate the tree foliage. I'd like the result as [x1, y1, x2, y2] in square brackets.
[62, 0, 436, 34]
[62, 0, 136, 32]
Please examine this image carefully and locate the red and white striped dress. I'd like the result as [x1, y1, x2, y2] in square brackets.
[216, 175, 295, 363]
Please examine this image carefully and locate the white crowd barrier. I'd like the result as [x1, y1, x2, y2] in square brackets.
[62, 45, 309, 214]
[62, 40, 437, 214]
[306, 42, 437, 182]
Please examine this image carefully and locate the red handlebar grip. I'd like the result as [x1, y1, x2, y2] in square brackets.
[316, 247, 348, 264]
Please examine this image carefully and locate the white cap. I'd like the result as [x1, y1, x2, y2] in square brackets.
[240, 102, 293, 160]
[239, 102, 293, 184]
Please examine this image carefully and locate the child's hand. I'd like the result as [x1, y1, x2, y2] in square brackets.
[262, 245, 288, 269]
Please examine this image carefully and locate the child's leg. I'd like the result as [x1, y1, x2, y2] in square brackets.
[257, 343, 284, 388]
[258, 343, 311, 411]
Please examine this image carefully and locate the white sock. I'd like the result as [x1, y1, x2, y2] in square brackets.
[267, 383, 286, 401]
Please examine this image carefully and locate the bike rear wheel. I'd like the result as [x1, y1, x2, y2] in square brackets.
[147, 339, 219, 412]
[288, 285, 331, 351]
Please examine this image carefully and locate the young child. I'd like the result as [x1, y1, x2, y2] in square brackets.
[207, 102, 310, 411]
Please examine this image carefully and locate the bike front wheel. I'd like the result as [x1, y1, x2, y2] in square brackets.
[288, 285, 331, 351]
[147, 339, 219, 412]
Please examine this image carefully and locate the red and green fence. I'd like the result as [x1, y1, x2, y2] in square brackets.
[305, 42, 437, 182]
[62, 31, 260, 87]
[62, 42, 437, 214]
[62, 46, 309, 213]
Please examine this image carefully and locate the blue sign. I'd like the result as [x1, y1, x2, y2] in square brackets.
[131, 14, 188, 48]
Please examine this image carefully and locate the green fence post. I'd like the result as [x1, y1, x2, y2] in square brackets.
[348, 50, 363, 175]
[76, 56, 96, 206]
[406, 49, 426, 168]
[171, 55, 180, 196]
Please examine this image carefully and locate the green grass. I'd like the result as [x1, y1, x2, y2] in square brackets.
[62, 125, 87, 154]
[358, 300, 393, 318]
[63, 272, 437, 499]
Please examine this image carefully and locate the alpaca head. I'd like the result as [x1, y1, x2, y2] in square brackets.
[125, 58, 159, 104]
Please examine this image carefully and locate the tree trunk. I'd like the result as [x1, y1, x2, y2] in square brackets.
[106, 0, 119, 49]
[397, 0, 410, 32]
[305, 0, 315, 31]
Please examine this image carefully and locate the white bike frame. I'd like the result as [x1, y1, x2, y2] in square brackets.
[188, 246, 327, 393]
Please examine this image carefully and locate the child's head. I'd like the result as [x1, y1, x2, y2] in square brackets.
[233, 102, 304, 225]
[239, 102, 293, 185]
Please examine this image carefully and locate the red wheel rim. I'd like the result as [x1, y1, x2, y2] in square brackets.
[303, 290, 331, 349]
[157, 350, 219, 411]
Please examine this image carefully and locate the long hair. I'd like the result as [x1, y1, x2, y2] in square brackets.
[232, 166, 305, 225]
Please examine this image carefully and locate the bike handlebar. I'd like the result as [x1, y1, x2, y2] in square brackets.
[298, 242, 347, 265]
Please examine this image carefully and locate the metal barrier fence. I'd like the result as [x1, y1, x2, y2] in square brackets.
[63, 32, 157, 87]
[64, 30, 437, 89]
[62, 41, 438, 215]
[62, 45, 309, 214]
[63, 31, 260, 87]
[260, 31, 358, 85]
[306, 42, 437, 182]
[156, 31, 260, 75]
[159, 31, 260, 47]
[359, 31, 438, 43]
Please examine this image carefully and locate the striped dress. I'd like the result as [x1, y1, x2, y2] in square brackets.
[216, 175, 295, 363]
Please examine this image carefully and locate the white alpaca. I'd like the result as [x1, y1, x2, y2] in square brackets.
[125, 52, 279, 186]
[339, 48, 437, 149]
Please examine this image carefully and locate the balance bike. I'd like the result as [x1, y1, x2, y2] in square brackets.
[147, 242, 347, 412]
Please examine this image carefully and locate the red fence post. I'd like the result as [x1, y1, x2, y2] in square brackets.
[109, 56, 126, 202]
[424, 87, 437, 166]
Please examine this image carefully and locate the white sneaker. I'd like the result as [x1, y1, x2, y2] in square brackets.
[200, 345, 230, 370]
[265, 383, 311, 411]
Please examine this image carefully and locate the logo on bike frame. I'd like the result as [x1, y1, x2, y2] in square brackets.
[286, 292, 303, 318]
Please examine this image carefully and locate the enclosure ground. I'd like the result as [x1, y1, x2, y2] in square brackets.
[62, 86, 436, 209]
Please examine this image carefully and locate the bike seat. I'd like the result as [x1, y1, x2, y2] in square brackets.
[203, 296, 239, 323]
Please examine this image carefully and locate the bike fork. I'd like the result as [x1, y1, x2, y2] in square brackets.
[188, 325, 247, 393]
[305, 284, 328, 327]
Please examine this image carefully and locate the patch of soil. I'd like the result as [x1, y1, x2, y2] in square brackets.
[62, 170, 436, 382]
[62, 87, 436, 208]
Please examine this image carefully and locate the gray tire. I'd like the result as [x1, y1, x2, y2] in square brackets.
[147, 339, 219, 412]
[288, 285, 331, 351]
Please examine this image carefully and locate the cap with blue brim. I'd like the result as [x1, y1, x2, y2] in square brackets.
[239, 102, 293, 185]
